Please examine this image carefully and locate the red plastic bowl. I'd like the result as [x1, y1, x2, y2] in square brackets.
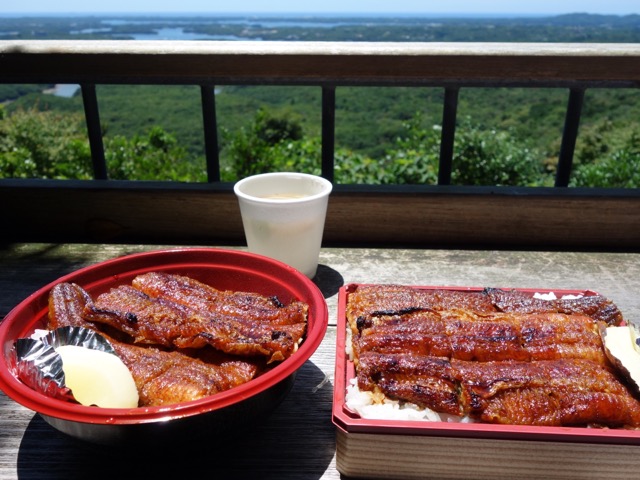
[0, 248, 328, 446]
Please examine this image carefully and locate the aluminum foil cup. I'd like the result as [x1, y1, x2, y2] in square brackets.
[11, 326, 116, 403]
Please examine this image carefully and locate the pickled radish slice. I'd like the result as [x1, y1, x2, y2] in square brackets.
[56, 345, 139, 408]
[603, 325, 640, 393]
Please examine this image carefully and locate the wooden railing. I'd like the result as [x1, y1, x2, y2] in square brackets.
[1, 40, 639, 249]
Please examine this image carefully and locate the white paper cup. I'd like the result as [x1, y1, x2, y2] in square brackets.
[234, 172, 333, 278]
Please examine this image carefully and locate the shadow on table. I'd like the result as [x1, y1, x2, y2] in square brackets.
[313, 264, 344, 300]
[17, 360, 335, 480]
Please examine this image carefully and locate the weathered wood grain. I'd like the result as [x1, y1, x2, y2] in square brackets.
[2, 41, 640, 86]
[3, 182, 639, 249]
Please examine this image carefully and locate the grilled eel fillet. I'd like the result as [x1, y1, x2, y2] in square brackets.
[347, 284, 640, 427]
[346, 285, 624, 335]
[132, 272, 306, 327]
[83, 273, 308, 363]
[48, 282, 263, 407]
[353, 309, 608, 365]
[357, 353, 640, 427]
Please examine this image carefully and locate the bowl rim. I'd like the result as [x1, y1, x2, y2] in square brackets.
[0, 247, 328, 425]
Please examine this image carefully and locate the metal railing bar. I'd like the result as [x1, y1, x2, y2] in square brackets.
[200, 85, 220, 182]
[5, 40, 637, 189]
[80, 84, 107, 180]
[438, 87, 460, 186]
[5, 177, 639, 198]
[555, 87, 585, 187]
[321, 85, 336, 182]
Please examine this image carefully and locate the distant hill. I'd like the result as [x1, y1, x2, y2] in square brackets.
[1, 13, 640, 42]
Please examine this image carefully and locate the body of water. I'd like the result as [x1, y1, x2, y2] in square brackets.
[117, 27, 245, 41]
[101, 18, 355, 28]
[71, 17, 361, 41]
[46, 84, 80, 98]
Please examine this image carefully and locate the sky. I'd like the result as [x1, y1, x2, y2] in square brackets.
[2, 0, 638, 16]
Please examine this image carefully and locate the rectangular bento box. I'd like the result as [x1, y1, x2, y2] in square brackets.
[332, 284, 640, 480]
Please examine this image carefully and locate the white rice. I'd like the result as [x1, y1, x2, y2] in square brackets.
[30, 329, 49, 340]
[345, 378, 471, 422]
[533, 292, 583, 300]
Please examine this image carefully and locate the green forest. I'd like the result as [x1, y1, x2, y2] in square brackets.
[1, 13, 639, 186]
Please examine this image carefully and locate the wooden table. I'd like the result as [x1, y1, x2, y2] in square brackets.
[1, 243, 639, 479]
